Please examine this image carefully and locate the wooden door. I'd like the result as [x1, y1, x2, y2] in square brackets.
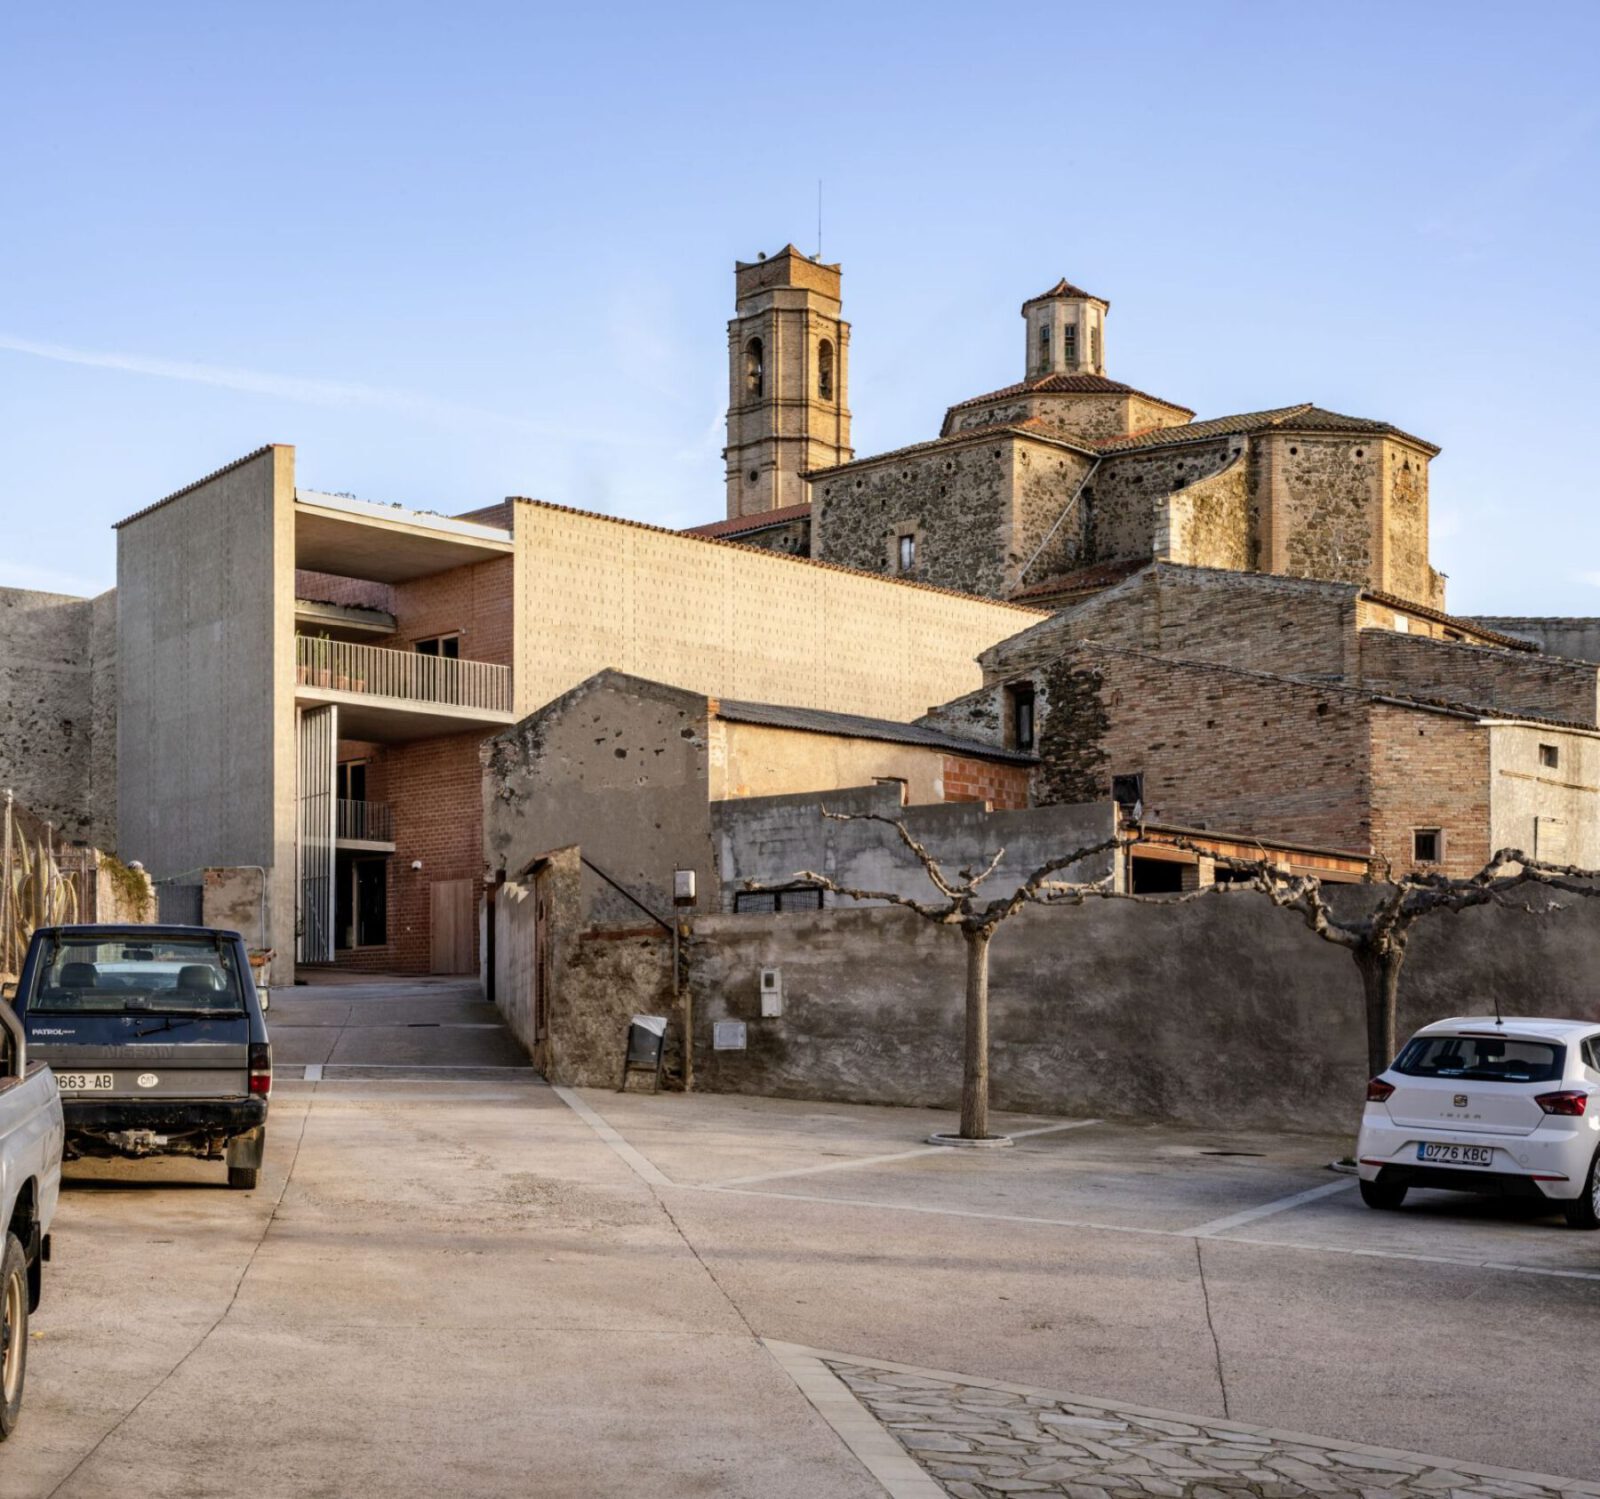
[430, 879, 474, 975]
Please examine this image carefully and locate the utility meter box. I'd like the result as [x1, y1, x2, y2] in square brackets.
[759, 967, 783, 1018]
[673, 869, 697, 906]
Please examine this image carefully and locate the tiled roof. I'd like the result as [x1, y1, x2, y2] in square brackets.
[113, 444, 284, 530]
[454, 500, 513, 527]
[1094, 403, 1439, 455]
[806, 418, 1097, 479]
[1360, 589, 1537, 652]
[1010, 558, 1150, 604]
[1023, 278, 1106, 306]
[713, 697, 1035, 764]
[682, 502, 812, 539]
[945, 373, 1193, 420]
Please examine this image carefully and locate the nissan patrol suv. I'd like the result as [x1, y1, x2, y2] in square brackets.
[14, 925, 271, 1188]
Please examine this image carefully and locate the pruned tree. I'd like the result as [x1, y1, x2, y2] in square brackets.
[745, 809, 1122, 1141]
[1240, 848, 1543, 1076]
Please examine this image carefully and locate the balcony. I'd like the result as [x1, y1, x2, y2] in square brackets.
[295, 637, 516, 741]
[336, 799, 395, 850]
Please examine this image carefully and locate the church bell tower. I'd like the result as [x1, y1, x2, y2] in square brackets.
[724, 245, 853, 519]
[1021, 278, 1109, 379]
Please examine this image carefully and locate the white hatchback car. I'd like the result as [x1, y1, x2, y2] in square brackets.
[1358, 1017, 1600, 1228]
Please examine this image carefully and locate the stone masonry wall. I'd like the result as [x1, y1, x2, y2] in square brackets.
[1358, 629, 1600, 727]
[1085, 440, 1236, 563]
[1156, 455, 1253, 572]
[1268, 434, 1379, 590]
[1382, 439, 1432, 607]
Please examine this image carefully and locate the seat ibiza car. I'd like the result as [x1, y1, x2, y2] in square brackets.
[1358, 1017, 1600, 1227]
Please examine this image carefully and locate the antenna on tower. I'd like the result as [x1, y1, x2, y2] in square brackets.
[817, 179, 823, 260]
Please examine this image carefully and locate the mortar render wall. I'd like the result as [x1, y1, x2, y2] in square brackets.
[714, 721, 958, 804]
[116, 447, 297, 966]
[510, 500, 1043, 722]
[0, 588, 96, 843]
[1467, 618, 1600, 666]
[1487, 724, 1600, 868]
[687, 892, 1600, 1134]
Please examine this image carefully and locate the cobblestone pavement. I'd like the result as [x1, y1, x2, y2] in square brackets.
[827, 1360, 1593, 1499]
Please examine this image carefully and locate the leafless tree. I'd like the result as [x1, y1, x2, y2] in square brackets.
[745, 810, 1121, 1140]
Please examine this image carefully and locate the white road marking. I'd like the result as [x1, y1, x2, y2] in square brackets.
[714, 1118, 1102, 1188]
[1186, 1178, 1356, 1237]
[303, 1063, 323, 1082]
[552, 1086, 674, 1186]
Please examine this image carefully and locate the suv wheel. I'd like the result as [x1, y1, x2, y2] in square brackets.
[1359, 1176, 1408, 1211]
[227, 1166, 259, 1191]
[1563, 1150, 1600, 1230]
[0, 1232, 29, 1439]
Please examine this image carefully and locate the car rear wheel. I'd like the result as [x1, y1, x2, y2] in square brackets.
[1359, 1176, 1408, 1210]
[0, 1232, 29, 1439]
[227, 1166, 259, 1191]
[1562, 1150, 1600, 1230]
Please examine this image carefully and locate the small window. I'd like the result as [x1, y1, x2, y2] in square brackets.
[744, 337, 764, 397]
[897, 534, 916, 572]
[415, 635, 460, 659]
[1039, 323, 1051, 355]
[1090, 325, 1101, 369]
[1111, 772, 1144, 812]
[734, 885, 824, 914]
[1007, 683, 1036, 752]
[1539, 743, 1559, 769]
[1393, 615, 1410, 634]
[817, 338, 835, 400]
[1063, 324, 1076, 363]
[1413, 828, 1442, 864]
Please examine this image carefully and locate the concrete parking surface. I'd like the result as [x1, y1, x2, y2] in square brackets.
[5, 976, 1599, 1496]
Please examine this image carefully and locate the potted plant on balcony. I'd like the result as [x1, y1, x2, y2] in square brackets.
[299, 632, 333, 689]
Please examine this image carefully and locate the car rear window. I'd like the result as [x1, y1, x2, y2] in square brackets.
[1394, 1033, 1565, 1084]
[27, 935, 245, 1016]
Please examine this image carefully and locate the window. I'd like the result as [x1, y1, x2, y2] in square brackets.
[1039, 323, 1051, 358]
[1413, 828, 1442, 864]
[1007, 683, 1036, 751]
[337, 760, 368, 802]
[1394, 1033, 1563, 1084]
[415, 635, 460, 659]
[1393, 615, 1410, 634]
[1063, 324, 1076, 363]
[1539, 743, 1560, 769]
[897, 534, 916, 572]
[818, 338, 835, 400]
[26, 932, 244, 1014]
[733, 886, 824, 914]
[1090, 325, 1101, 370]
[336, 853, 388, 950]
[744, 337, 764, 396]
[1111, 772, 1144, 813]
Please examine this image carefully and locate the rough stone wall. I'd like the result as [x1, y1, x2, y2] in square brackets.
[1382, 440, 1433, 607]
[1367, 705, 1488, 878]
[1009, 445, 1095, 585]
[87, 590, 117, 847]
[686, 892, 1600, 1133]
[1155, 456, 1253, 572]
[1264, 434, 1379, 590]
[0, 588, 98, 845]
[511, 499, 1042, 724]
[1358, 629, 1600, 727]
[1085, 441, 1237, 563]
[1467, 618, 1600, 666]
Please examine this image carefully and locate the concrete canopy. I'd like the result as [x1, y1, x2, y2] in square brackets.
[294, 492, 512, 583]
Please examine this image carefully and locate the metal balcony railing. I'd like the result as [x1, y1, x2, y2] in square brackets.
[295, 637, 511, 714]
[336, 799, 394, 844]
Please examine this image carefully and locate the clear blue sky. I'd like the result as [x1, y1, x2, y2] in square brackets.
[3, 2, 1597, 612]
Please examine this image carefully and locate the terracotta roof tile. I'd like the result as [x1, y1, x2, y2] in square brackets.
[682, 502, 812, 539]
[714, 697, 1035, 764]
[1009, 558, 1150, 604]
[1023, 278, 1106, 306]
[113, 444, 284, 530]
[1094, 403, 1439, 456]
[806, 418, 1095, 479]
[944, 373, 1193, 421]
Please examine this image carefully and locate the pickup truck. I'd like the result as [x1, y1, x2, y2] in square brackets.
[0, 992, 64, 1439]
[14, 926, 270, 1188]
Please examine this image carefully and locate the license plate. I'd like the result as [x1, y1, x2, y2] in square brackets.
[1418, 1142, 1493, 1166]
[56, 1072, 115, 1093]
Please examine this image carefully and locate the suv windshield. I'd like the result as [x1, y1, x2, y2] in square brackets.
[27, 935, 246, 1016]
[1394, 1033, 1565, 1084]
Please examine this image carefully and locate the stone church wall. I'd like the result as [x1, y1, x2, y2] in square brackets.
[1381, 439, 1435, 607]
[1155, 454, 1253, 571]
[1085, 440, 1236, 563]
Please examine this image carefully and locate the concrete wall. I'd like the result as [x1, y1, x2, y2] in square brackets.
[710, 783, 1116, 911]
[115, 447, 297, 966]
[0, 586, 115, 847]
[202, 866, 270, 948]
[509, 500, 1048, 725]
[1469, 618, 1600, 666]
[687, 889, 1600, 1134]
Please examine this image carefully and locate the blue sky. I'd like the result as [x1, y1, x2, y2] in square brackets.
[2, 1, 1597, 612]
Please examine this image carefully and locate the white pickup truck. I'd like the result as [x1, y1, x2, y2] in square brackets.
[0, 996, 64, 1438]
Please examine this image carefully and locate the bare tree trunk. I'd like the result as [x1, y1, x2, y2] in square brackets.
[959, 927, 992, 1139]
[1355, 945, 1404, 1077]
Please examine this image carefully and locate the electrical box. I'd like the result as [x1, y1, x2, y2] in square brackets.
[673, 868, 697, 906]
[759, 967, 783, 1018]
[713, 1020, 747, 1051]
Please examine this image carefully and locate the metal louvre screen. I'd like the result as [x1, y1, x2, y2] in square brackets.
[297, 704, 338, 964]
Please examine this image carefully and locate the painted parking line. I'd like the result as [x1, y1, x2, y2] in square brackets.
[712, 1118, 1102, 1188]
[303, 1063, 324, 1082]
[1185, 1177, 1356, 1237]
[552, 1085, 675, 1186]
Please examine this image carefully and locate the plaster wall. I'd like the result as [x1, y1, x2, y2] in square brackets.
[115, 447, 297, 965]
[1468, 619, 1600, 666]
[1488, 725, 1600, 868]
[713, 722, 953, 805]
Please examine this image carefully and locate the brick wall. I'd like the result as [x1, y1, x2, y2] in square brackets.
[940, 755, 1030, 810]
[387, 556, 514, 665]
[1367, 705, 1489, 878]
[295, 569, 395, 612]
[1358, 629, 1599, 728]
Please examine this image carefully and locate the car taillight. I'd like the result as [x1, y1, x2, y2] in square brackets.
[1366, 1077, 1395, 1103]
[248, 1042, 272, 1096]
[1535, 1089, 1588, 1116]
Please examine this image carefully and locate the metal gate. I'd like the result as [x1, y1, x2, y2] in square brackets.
[297, 704, 338, 964]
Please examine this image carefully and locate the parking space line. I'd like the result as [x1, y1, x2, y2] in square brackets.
[712, 1118, 1102, 1188]
[303, 1063, 324, 1082]
[552, 1085, 675, 1186]
[1185, 1178, 1356, 1237]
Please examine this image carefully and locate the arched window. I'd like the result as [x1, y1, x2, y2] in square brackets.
[817, 339, 835, 400]
[744, 338, 764, 397]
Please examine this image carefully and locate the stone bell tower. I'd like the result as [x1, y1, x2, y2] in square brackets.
[724, 244, 853, 519]
[1021, 278, 1109, 379]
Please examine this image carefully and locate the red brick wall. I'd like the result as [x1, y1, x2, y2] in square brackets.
[295, 569, 396, 612]
[387, 557, 514, 665]
[1367, 705, 1490, 878]
[942, 756, 1030, 810]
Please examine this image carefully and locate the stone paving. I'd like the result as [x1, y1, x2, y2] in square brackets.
[827, 1360, 1590, 1499]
